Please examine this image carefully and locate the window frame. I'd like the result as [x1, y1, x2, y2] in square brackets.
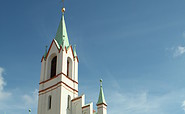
[50, 56, 57, 78]
[48, 95, 52, 110]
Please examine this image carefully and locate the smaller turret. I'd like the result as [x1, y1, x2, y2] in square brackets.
[73, 44, 77, 57]
[96, 79, 107, 114]
[44, 45, 48, 60]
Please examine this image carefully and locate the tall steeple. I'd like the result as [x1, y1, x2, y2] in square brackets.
[38, 3, 80, 114]
[97, 79, 107, 105]
[55, 7, 70, 49]
[38, 1, 108, 114]
[96, 79, 107, 114]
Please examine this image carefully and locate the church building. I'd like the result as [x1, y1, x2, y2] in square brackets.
[37, 5, 107, 114]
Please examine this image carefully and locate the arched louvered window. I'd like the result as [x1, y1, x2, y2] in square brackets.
[50, 56, 57, 78]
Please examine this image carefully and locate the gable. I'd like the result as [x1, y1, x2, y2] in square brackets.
[41, 39, 60, 62]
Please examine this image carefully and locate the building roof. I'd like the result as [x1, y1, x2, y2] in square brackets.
[55, 8, 70, 49]
[97, 79, 107, 105]
[42, 8, 78, 61]
[73, 44, 77, 57]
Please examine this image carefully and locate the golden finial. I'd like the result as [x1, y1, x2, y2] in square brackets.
[61, 0, 65, 13]
[62, 7, 65, 13]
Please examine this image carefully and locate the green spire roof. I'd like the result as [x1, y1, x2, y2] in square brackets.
[44, 45, 48, 60]
[55, 9, 70, 49]
[73, 44, 77, 57]
[97, 79, 107, 105]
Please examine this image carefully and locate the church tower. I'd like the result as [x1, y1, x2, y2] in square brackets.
[37, 7, 79, 114]
[37, 4, 107, 114]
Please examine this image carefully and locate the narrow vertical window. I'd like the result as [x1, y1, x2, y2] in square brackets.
[48, 95, 52, 110]
[67, 57, 72, 78]
[50, 56, 57, 78]
[67, 95, 71, 109]
[67, 60, 69, 76]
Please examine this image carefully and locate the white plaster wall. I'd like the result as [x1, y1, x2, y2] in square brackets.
[37, 94, 41, 114]
[61, 46, 79, 98]
[57, 49, 63, 75]
[61, 74, 74, 89]
[38, 41, 61, 114]
[38, 87, 61, 114]
[45, 41, 59, 80]
[40, 60, 46, 82]
[38, 40, 80, 114]
[72, 95, 85, 114]
[76, 60, 78, 82]
[97, 105, 107, 114]
[67, 57, 73, 79]
[60, 84, 76, 114]
[82, 103, 93, 114]
[74, 58, 78, 96]
[61, 46, 74, 77]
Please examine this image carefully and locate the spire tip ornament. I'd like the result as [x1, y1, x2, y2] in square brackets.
[62, 7, 65, 13]
[100, 79, 103, 87]
[61, 0, 65, 13]
[97, 79, 107, 106]
[29, 109, 31, 114]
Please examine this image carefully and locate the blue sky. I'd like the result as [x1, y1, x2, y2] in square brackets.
[1, 0, 185, 114]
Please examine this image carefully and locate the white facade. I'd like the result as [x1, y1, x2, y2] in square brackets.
[37, 8, 107, 114]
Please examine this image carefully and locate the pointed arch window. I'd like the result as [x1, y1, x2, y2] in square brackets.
[67, 57, 72, 78]
[67, 60, 69, 76]
[50, 56, 57, 78]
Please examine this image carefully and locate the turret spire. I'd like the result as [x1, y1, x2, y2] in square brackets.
[74, 44, 77, 57]
[97, 79, 107, 105]
[44, 45, 48, 60]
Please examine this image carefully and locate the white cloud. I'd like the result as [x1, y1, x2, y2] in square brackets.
[0, 67, 11, 100]
[107, 91, 160, 114]
[173, 46, 185, 57]
[106, 85, 185, 114]
[22, 89, 38, 106]
[0, 68, 6, 91]
[182, 100, 185, 111]
[0, 88, 38, 113]
[101, 70, 185, 114]
[0, 67, 38, 114]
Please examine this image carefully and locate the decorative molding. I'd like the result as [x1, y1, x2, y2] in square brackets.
[65, 46, 67, 53]
[39, 85, 60, 96]
[41, 56, 44, 62]
[71, 96, 82, 102]
[39, 81, 78, 94]
[97, 106, 107, 110]
[62, 72, 78, 84]
[82, 104, 90, 109]
[97, 103, 107, 107]
[39, 72, 78, 84]
[41, 39, 60, 62]
[39, 83, 78, 96]
[62, 83, 78, 95]
[59, 45, 63, 53]
[76, 56, 79, 63]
